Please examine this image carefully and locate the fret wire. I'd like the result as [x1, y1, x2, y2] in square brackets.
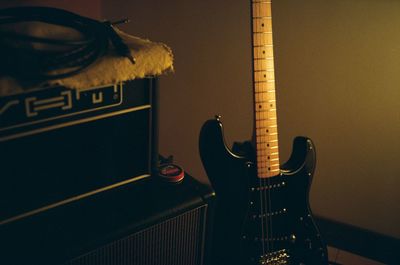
[257, 132, 278, 137]
[257, 134, 278, 139]
[254, 81, 275, 83]
[256, 128, 278, 132]
[256, 125, 278, 129]
[257, 134, 278, 138]
[257, 141, 278, 147]
[257, 141, 279, 145]
[260, 125, 277, 128]
[258, 154, 279, 157]
[257, 157, 279, 163]
[255, 87, 275, 91]
[257, 153, 279, 156]
[254, 80, 275, 82]
[258, 153, 279, 157]
[257, 144, 279, 149]
[257, 145, 279, 150]
[256, 124, 278, 130]
[255, 92, 276, 97]
[255, 82, 275, 88]
[258, 144, 279, 147]
[257, 135, 279, 140]
[255, 100, 276, 103]
[254, 69, 274, 72]
[257, 141, 278, 145]
[254, 67, 274, 70]
[257, 162, 279, 166]
[253, 17, 272, 20]
[257, 142, 279, 145]
[255, 91, 276, 96]
[254, 90, 276, 93]
[255, 92, 275, 96]
[258, 162, 279, 168]
[258, 154, 279, 158]
[258, 159, 279, 163]
[257, 133, 278, 137]
[261, 164, 280, 168]
[256, 119, 277, 123]
[257, 147, 279, 152]
[252, 16, 272, 19]
[258, 155, 279, 158]
[254, 57, 273, 60]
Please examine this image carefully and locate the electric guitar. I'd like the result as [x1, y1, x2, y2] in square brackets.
[199, 1, 328, 264]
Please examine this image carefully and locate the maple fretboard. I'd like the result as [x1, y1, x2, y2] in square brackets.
[252, 0, 280, 178]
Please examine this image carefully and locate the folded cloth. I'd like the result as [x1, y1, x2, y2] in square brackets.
[51, 28, 174, 89]
[0, 27, 173, 97]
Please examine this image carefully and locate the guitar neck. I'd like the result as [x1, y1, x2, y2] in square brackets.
[252, 0, 280, 178]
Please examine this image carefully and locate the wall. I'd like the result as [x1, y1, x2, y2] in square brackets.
[0, 0, 101, 19]
[272, 0, 400, 239]
[102, 0, 400, 239]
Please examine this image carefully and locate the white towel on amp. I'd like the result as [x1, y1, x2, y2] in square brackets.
[0, 26, 174, 97]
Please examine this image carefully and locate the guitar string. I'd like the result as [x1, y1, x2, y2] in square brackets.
[254, 2, 263, 258]
[255, 0, 271, 258]
[254, 0, 270, 257]
[259, 177, 266, 256]
[255, 0, 275, 255]
[259, 3, 269, 256]
[253, 0, 267, 257]
[267, 0, 275, 253]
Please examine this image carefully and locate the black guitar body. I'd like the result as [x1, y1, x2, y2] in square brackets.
[199, 117, 328, 265]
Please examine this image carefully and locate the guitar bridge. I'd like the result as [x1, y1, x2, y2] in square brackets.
[259, 249, 290, 265]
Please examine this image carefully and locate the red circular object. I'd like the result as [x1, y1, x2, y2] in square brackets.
[158, 164, 184, 183]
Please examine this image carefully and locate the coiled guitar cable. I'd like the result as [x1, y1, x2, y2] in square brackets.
[0, 6, 135, 83]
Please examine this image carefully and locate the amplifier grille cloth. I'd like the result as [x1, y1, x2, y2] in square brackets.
[64, 205, 207, 265]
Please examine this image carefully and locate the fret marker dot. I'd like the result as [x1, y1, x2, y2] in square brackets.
[261, 23, 264, 27]
[262, 50, 265, 54]
[264, 74, 266, 78]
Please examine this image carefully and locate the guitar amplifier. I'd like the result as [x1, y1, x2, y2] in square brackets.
[0, 173, 216, 265]
[0, 78, 158, 226]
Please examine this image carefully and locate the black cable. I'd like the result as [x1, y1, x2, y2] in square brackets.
[0, 6, 134, 83]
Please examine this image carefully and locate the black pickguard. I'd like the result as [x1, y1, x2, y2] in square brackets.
[199, 117, 328, 265]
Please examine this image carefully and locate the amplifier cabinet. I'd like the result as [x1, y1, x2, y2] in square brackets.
[0, 174, 215, 265]
[65, 205, 207, 265]
[0, 78, 158, 226]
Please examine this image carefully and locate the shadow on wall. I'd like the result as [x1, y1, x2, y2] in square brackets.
[0, 0, 101, 19]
